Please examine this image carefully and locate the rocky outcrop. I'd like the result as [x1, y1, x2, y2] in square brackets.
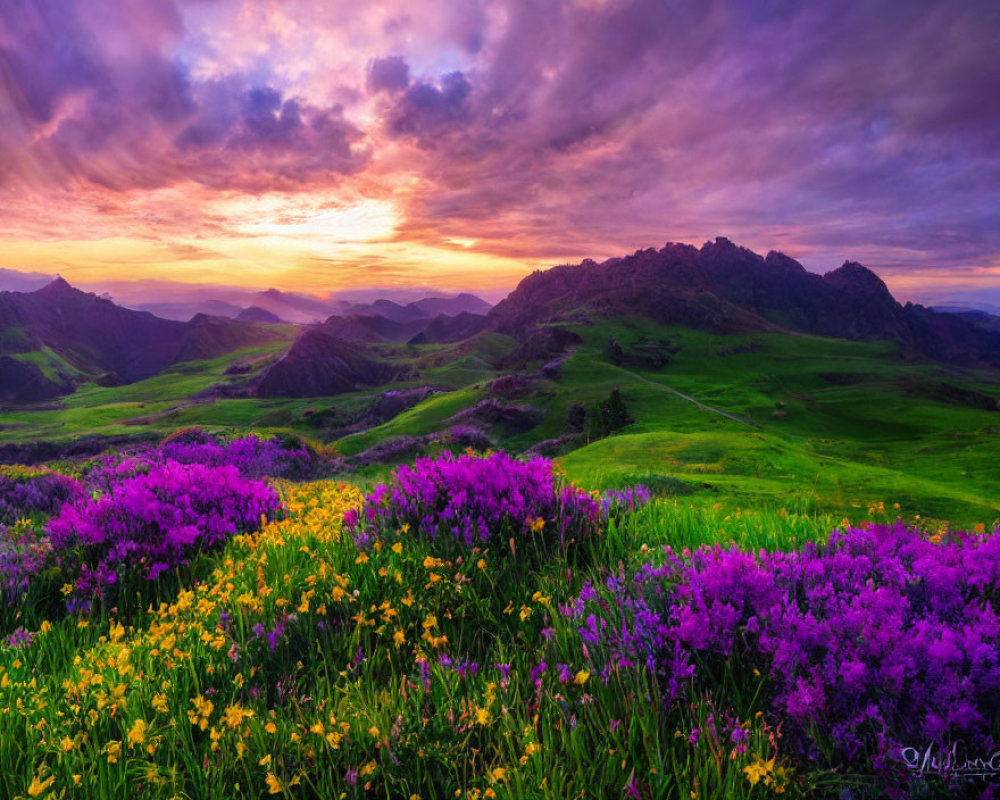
[255, 328, 397, 398]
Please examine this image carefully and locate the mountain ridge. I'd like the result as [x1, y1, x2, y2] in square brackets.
[488, 238, 1000, 365]
[0, 280, 290, 403]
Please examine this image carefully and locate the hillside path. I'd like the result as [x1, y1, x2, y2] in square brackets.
[611, 365, 762, 429]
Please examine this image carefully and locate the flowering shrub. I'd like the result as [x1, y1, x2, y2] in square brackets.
[160, 433, 318, 480]
[0, 465, 84, 524]
[567, 522, 1000, 784]
[345, 451, 642, 551]
[84, 431, 326, 490]
[48, 460, 279, 600]
[0, 523, 52, 607]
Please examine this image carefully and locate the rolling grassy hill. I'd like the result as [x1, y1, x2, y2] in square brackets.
[1, 316, 997, 525]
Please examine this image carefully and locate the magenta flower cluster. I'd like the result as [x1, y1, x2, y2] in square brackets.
[0, 466, 84, 524]
[345, 451, 647, 550]
[86, 431, 321, 489]
[159, 433, 318, 480]
[0, 528, 52, 607]
[48, 460, 279, 596]
[567, 522, 1000, 781]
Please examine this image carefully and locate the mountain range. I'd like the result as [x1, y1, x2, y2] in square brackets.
[130, 289, 492, 325]
[1, 238, 998, 405]
[0, 279, 289, 402]
[488, 238, 1000, 365]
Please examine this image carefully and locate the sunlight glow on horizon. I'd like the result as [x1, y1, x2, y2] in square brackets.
[1, 0, 997, 302]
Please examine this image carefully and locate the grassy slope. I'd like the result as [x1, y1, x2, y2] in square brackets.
[1, 317, 997, 524]
[556, 320, 1000, 525]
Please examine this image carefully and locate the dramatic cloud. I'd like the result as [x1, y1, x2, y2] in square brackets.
[0, 0, 998, 300]
[367, 56, 410, 93]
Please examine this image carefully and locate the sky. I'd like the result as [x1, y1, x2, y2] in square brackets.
[1, 0, 999, 304]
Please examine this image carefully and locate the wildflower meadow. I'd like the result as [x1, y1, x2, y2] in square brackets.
[1, 434, 998, 799]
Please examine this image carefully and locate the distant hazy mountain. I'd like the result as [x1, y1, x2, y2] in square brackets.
[0, 279, 289, 402]
[488, 237, 1000, 365]
[236, 306, 284, 324]
[321, 314, 429, 343]
[409, 312, 488, 344]
[133, 299, 244, 321]
[250, 289, 341, 324]
[339, 293, 493, 323]
[363, 299, 429, 324]
[408, 293, 492, 317]
[0, 268, 54, 294]
[934, 307, 1000, 334]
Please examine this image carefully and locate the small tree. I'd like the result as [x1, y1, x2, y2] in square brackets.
[589, 388, 633, 440]
[605, 336, 625, 366]
[566, 403, 586, 432]
[603, 388, 633, 431]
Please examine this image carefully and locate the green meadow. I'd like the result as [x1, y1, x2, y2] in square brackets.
[2, 320, 998, 526]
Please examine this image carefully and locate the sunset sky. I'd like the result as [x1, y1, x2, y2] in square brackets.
[1, 0, 998, 303]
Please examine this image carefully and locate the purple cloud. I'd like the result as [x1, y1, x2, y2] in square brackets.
[367, 56, 410, 93]
[0, 0, 368, 191]
[0, 0, 998, 294]
[388, 71, 472, 142]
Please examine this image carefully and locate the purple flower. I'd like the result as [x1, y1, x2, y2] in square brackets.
[344, 451, 632, 552]
[46, 460, 279, 606]
[564, 521, 1000, 783]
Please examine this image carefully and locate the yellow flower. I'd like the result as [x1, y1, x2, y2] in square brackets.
[574, 670, 590, 685]
[106, 740, 122, 764]
[325, 731, 344, 748]
[475, 707, 491, 726]
[127, 718, 148, 747]
[223, 703, 254, 730]
[744, 762, 765, 786]
[392, 542, 403, 554]
[188, 695, 214, 730]
[265, 773, 283, 795]
[28, 774, 56, 797]
[490, 767, 508, 782]
[265, 722, 277, 734]
[743, 757, 774, 786]
[39, 620, 51, 633]
[422, 614, 437, 629]
[393, 629, 406, 649]
[60, 736, 75, 753]
[368, 725, 380, 738]
[529, 516, 545, 533]
[360, 760, 377, 776]
[152, 692, 169, 713]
